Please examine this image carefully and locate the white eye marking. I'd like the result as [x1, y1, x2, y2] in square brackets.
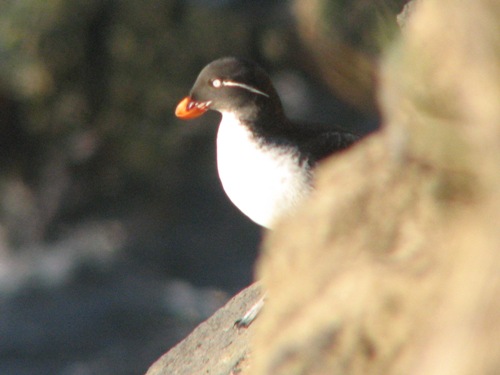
[211, 78, 222, 88]
[221, 80, 270, 98]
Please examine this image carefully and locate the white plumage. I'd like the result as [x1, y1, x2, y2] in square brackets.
[216, 112, 312, 228]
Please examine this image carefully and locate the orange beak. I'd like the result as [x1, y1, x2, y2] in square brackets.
[175, 96, 211, 119]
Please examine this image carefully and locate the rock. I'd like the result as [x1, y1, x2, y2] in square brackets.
[145, 283, 262, 375]
[397, 0, 420, 28]
[251, 0, 500, 374]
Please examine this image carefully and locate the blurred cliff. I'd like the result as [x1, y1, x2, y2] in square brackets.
[0, 0, 407, 374]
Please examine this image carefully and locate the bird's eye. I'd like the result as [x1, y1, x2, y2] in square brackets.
[211, 78, 222, 88]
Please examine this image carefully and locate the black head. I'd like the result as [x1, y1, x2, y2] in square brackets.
[175, 57, 284, 121]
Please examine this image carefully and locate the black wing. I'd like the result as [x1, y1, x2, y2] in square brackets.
[299, 128, 360, 166]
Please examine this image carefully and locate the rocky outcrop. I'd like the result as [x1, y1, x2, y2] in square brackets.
[252, 0, 500, 374]
[146, 283, 262, 375]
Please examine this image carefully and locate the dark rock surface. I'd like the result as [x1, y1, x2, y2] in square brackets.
[146, 283, 262, 375]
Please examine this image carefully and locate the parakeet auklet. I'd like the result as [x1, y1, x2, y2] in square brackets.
[175, 57, 359, 229]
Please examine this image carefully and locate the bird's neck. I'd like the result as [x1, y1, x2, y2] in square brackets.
[224, 102, 290, 142]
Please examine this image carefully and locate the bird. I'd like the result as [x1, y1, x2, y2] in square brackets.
[175, 57, 360, 327]
[175, 57, 360, 229]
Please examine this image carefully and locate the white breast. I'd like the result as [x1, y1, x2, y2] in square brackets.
[216, 113, 312, 228]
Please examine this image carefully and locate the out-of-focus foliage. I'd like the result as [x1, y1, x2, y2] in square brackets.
[0, 0, 273, 246]
[294, 0, 409, 111]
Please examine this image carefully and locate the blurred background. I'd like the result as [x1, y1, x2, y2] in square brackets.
[0, 0, 407, 374]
